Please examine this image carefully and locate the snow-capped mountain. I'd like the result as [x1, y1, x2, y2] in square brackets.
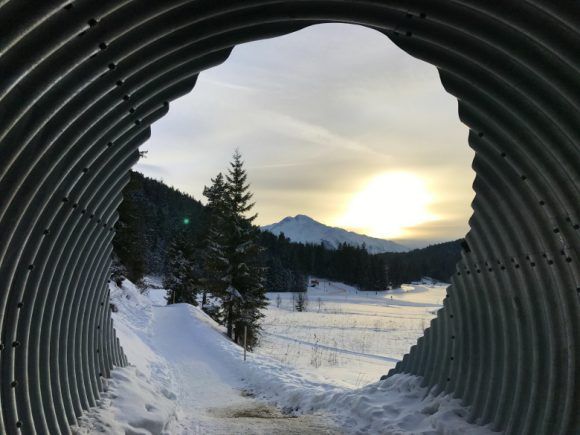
[262, 214, 408, 254]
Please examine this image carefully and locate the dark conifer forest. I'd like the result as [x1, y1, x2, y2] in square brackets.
[112, 171, 206, 283]
[113, 171, 462, 292]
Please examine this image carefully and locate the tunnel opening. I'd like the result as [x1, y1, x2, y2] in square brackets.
[130, 22, 477, 388]
[137, 23, 475, 249]
[0, 2, 578, 434]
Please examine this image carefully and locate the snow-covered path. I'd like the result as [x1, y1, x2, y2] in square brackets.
[152, 303, 340, 434]
[152, 305, 241, 415]
[75, 280, 497, 435]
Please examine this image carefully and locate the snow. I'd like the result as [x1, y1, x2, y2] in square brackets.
[258, 280, 445, 387]
[73, 280, 176, 434]
[262, 214, 408, 253]
[74, 278, 497, 434]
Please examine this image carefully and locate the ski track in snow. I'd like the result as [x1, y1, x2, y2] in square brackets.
[74, 279, 498, 435]
[261, 331, 400, 363]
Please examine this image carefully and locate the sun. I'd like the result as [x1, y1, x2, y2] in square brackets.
[338, 172, 437, 239]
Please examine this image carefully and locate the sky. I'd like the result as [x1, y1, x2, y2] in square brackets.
[135, 24, 475, 249]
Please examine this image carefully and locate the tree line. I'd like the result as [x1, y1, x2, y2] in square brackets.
[259, 232, 390, 290]
[113, 172, 462, 295]
[258, 232, 462, 290]
[112, 157, 462, 346]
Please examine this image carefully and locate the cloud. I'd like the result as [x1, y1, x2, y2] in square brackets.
[138, 23, 475, 247]
[134, 163, 169, 177]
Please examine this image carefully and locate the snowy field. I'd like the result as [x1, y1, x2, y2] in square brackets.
[258, 280, 445, 388]
[73, 278, 496, 434]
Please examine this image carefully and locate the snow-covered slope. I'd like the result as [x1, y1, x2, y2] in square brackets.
[74, 278, 495, 434]
[262, 215, 408, 253]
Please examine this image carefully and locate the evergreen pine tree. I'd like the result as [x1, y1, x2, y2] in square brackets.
[163, 230, 201, 305]
[200, 173, 230, 312]
[294, 292, 308, 312]
[113, 186, 146, 285]
[110, 253, 128, 287]
[222, 150, 267, 349]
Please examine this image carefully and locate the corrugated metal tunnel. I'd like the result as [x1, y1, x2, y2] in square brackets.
[0, 1, 578, 434]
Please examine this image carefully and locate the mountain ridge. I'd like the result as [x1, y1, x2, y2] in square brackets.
[262, 214, 408, 254]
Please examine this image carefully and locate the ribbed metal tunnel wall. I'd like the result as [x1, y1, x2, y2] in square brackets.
[0, 1, 578, 434]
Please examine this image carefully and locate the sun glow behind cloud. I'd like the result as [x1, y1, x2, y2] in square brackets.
[338, 172, 437, 239]
[136, 23, 475, 247]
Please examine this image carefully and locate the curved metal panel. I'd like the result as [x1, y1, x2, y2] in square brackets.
[0, 1, 577, 434]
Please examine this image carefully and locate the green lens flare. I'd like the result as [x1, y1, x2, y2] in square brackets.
[183, 218, 190, 225]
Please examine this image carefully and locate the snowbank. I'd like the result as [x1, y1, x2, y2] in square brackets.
[243, 365, 494, 434]
[75, 278, 496, 435]
[229, 343, 496, 434]
[73, 281, 177, 434]
[73, 366, 176, 434]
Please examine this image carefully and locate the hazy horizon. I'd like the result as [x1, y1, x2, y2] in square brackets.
[136, 24, 475, 249]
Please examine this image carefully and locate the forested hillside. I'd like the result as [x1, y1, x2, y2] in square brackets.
[380, 240, 463, 286]
[259, 232, 390, 290]
[260, 232, 462, 289]
[112, 171, 206, 282]
[113, 171, 462, 291]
